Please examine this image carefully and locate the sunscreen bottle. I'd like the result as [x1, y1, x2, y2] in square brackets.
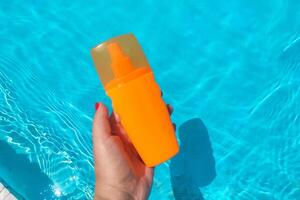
[91, 34, 179, 167]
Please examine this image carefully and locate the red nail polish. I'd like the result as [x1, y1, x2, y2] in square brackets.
[95, 103, 100, 110]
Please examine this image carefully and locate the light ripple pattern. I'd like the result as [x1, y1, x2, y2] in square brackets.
[0, 0, 299, 199]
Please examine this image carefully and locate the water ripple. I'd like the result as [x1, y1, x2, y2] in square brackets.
[0, 54, 94, 199]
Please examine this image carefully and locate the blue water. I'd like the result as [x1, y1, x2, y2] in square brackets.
[0, 0, 300, 199]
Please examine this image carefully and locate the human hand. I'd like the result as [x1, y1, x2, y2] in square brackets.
[92, 102, 173, 200]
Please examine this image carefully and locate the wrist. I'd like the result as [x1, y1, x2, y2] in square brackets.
[94, 184, 135, 200]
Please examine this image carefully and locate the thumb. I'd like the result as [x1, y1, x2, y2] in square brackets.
[93, 103, 112, 146]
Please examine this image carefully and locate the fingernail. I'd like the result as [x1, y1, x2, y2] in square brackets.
[167, 104, 174, 114]
[173, 123, 176, 131]
[95, 103, 100, 110]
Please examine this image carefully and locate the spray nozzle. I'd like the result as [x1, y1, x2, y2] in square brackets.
[107, 42, 135, 78]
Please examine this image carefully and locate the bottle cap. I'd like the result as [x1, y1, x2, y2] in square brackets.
[91, 34, 150, 87]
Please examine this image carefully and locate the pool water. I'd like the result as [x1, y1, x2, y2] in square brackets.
[0, 0, 300, 199]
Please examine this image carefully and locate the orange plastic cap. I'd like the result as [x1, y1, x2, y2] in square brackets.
[91, 34, 150, 88]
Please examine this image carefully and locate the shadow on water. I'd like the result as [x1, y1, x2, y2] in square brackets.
[170, 118, 216, 200]
[0, 140, 58, 199]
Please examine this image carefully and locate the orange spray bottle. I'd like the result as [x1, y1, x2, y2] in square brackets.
[91, 34, 179, 167]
